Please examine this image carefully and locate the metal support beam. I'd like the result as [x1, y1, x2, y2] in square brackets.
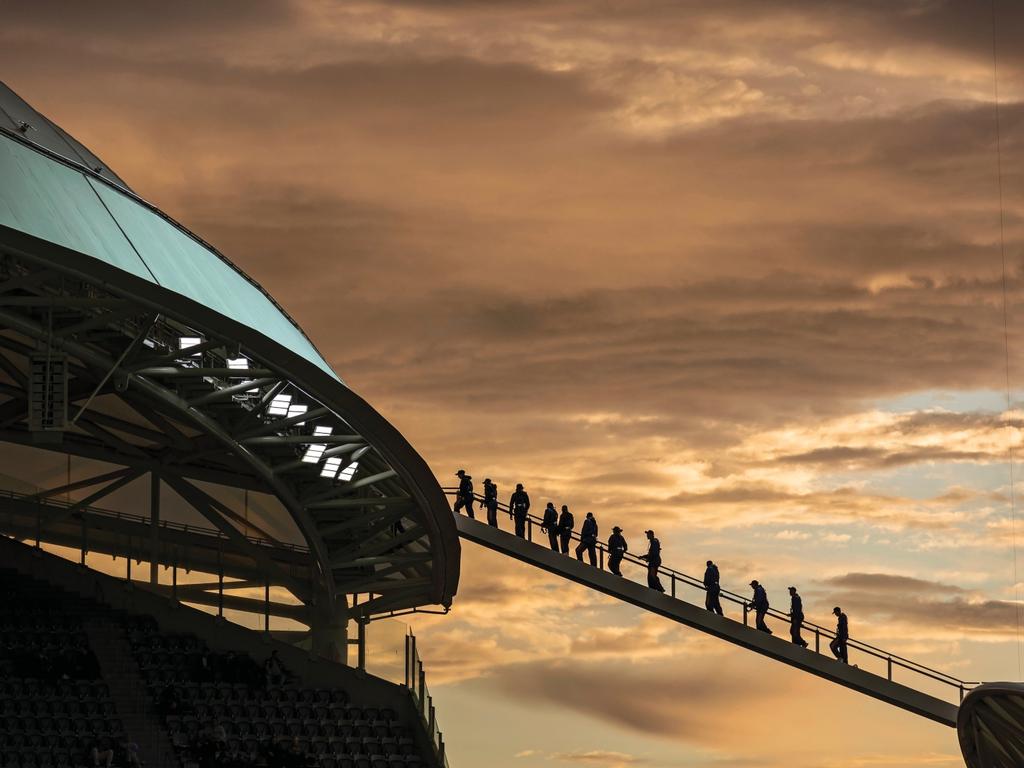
[187, 378, 277, 407]
[70, 314, 157, 426]
[241, 434, 362, 446]
[25, 467, 136, 502]
[145, 583, 308, 622]
[54, 307, 143, 339]
[357, 618, 366, 671]
[149, 472, 159, 585]
[38, 469, 144, 532]
[158, 472, 311, 601]
[237, 406, 332, 439]
[127, 338, 227, 370]
[318, 505, 412, 540]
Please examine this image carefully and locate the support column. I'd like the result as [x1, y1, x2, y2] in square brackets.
[309, 590, 348, 664]
[149, 472, 160, 585]
[357, 619, 367, 671]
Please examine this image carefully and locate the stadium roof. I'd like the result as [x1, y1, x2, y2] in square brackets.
[0, 81, 460, 649]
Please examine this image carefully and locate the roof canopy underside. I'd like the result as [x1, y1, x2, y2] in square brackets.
[0, 85, 459, 622]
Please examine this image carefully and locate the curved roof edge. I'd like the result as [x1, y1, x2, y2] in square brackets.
[0, 82, 333, 381]
[957, 682, 1024, 768]
[0, 81, 130, 189]
[0, 222, 461, 608]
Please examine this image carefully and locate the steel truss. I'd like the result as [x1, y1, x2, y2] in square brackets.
[0, 254, 447, 651]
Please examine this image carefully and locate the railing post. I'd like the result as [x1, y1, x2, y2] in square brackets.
[264, 580, 270, 634]
[960, 685, 965, 703]
[599, 547, 604, 570]
[743, 604, 748, 626]
[887, 656, 892, 681]
[405, 635, 410, 689]
[815, 628, 820, 654]
[216, 540, 224, 617]
[357, 619, 367, 671]
[80, 515, 87, 565]
[671, 574, 676, 598]
[149, 472, 160, 586]
[527, 519, 532, 542]
[419, 666, 427, 715]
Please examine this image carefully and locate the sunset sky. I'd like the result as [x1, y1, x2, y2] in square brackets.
[4, 1, 1024, 766]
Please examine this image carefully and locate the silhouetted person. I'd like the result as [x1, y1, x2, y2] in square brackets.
[704, 560, 723, 615]
[541, 502, 559, 551]
[558, 505, 574, 553]
[640, 530, 664, 591]
[830, 606, 849, 663]
[509, 483, 530, 538]
[482, 478, 499, 527]
[748, 580, 771, 634]
[608, 526, 627, 576]
[454, 469, 475, 519]
[576, 512, 598, 566]
[788, 587, 808, 647]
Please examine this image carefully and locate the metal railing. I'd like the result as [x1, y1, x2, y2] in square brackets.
[405, 630, 450, 768]
[443, 487, 979, 703]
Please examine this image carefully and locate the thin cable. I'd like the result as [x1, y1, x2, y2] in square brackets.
[991, 0, 1022, 678]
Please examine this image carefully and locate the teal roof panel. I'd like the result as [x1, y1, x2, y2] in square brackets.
[0, 134, 337, 380]
[0, 136, 153, 282]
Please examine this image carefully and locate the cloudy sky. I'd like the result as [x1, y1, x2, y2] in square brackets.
[4, 1, 1024, 765]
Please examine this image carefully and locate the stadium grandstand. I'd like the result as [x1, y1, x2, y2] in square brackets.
[0, 81, 457, 767]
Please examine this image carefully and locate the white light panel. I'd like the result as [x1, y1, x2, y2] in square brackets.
[321, 456, 342, 478]
[287, 404, 308, 424]
[178, 337, 202, 357]
[267, 393, 292, 416]
[302, 426, 333, 463]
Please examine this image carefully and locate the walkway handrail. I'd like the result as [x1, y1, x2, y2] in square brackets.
[405, 630, 450, 768]
[442, 486, 980, 699]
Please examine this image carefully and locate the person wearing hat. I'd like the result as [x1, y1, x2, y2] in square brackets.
[509, 483, 531, 538]
[788, 586, 808, 647]
[454, 469, 475, 519]
[607, 526, 628, 576]
[541, 502, 560, 551]
[576, 512, 599, 566]
[639, 530, 664, 592]
[557, 504, 575, 554]
[704, 560, 723, 615]
[482, 478, 499, 528]
[830, 606, 849, 663]
[747, 580, 771, 634]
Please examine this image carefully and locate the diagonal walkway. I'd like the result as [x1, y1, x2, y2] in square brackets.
[447, 491, 972, 727]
